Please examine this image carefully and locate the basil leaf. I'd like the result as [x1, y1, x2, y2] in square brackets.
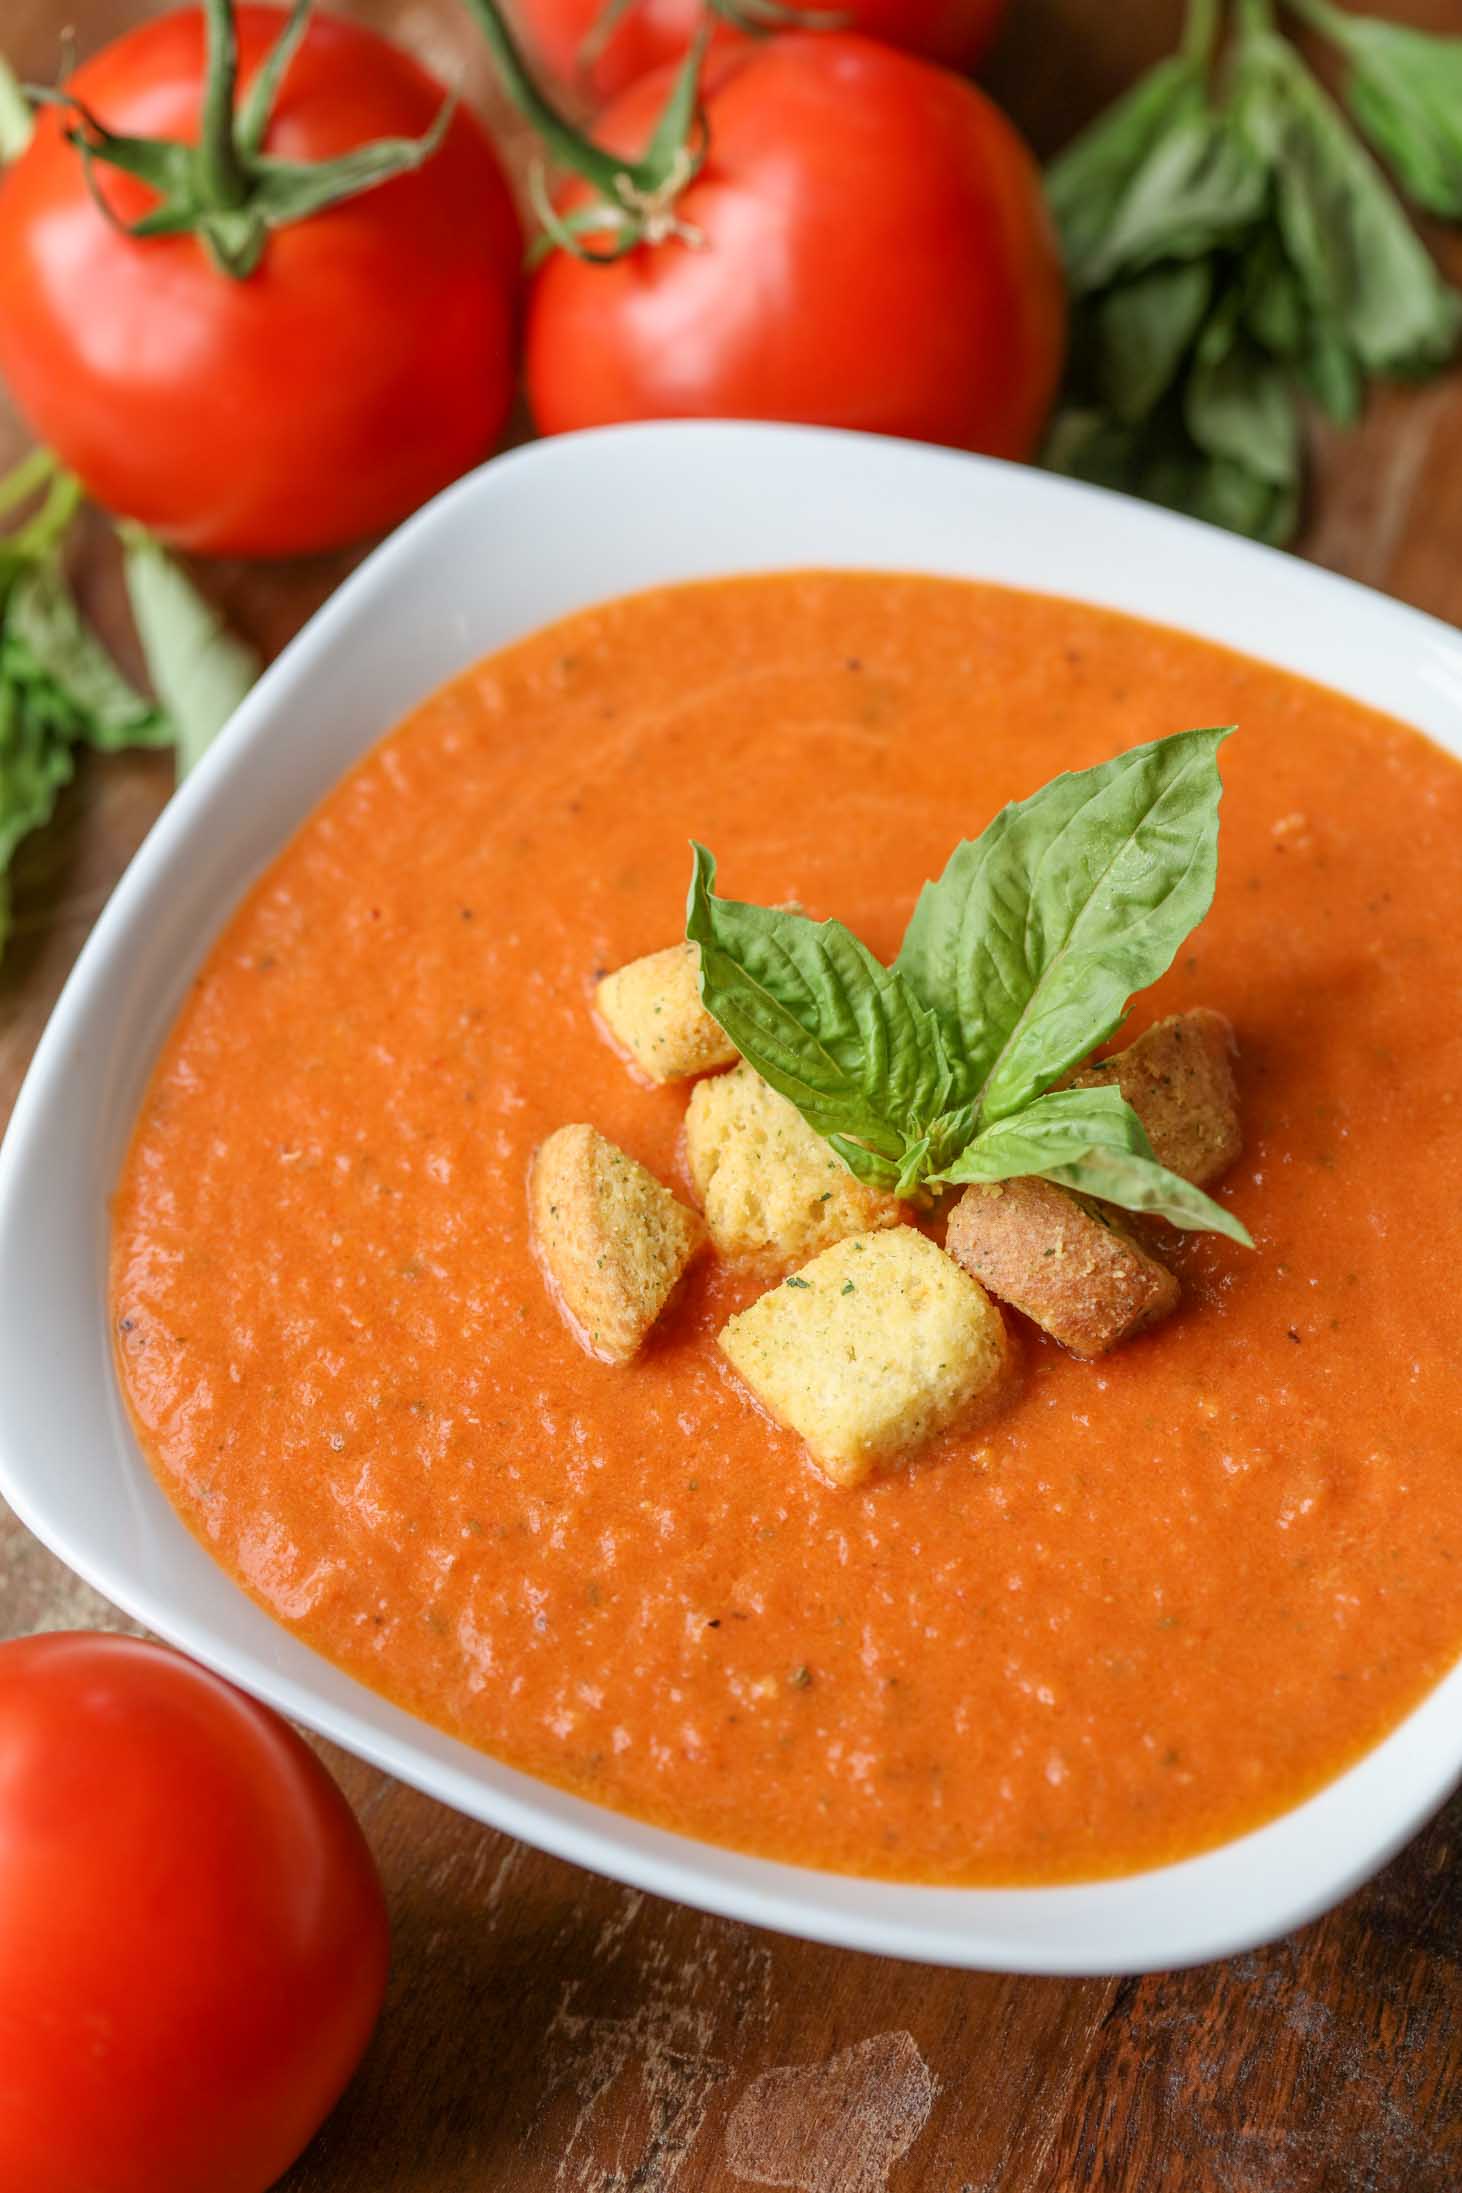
[825, 1137, 902, 1194]
[1097, 259, 1213, 422]
[1299, 317, 1364, 426]
[1047, 57, 1209, 291]
[0, 671, 80, 963]
[0, 673, 65, 871]
[1240, 229, 1307, 358]
[1195, 457, 1299, 547]
[940, 1084, 1251, 1243]
[1078, 104, 1268, 292]
[686, 843, 954, 1168]
[3, 563, 169, 749]
[0, 558, 174, 966]
[122, 531, 260, 776]
[895, 726, 1231, 1125]
[1331, 18, 1462, 219]
[0, 56, 31, 164]
[1186, 334, 1299, 488]
[1233, 25, 1460, 379]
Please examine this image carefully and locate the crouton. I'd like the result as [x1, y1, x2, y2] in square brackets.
[945, 1178, 1178, 1361]
[718, 1229, 1010, 1487]
[530, 1124, 705, 1364]
[685, 1061, 904, 1271]
[594, 942, 738, 1085]
[1075, 1009, 1241, 1187]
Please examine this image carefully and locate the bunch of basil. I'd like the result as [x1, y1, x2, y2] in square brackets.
[0, 453, 258, 963]
[1045, 0, 1462, 546]
[687, 726, 1252, 1248]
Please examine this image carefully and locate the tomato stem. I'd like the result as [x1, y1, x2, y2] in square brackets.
[457, 0, 632, 199]
[27, 0, 462, 281]
[1181, 0, 1223, 64]
[458, 0, 709, 260]
[196, 0, 250, 212]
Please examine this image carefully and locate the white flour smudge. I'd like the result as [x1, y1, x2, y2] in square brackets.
[543, 1915, 773, 2190]
[724, 2029, 941, 2193]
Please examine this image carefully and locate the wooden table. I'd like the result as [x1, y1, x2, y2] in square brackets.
[4, 2, 1461, 2185]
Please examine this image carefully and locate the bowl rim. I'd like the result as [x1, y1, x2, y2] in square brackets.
[2, 420, 1460, 1975]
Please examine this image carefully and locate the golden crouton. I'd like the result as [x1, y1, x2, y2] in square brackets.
[945, 1178, 1178, 1362]
[718, 1229, 1010, 1487]
[685, 1061, 904, 1271]
[530, 1124, 705, 1365]
[1075, 1009, 1241, 1187]
[594, 942, 738, 1085]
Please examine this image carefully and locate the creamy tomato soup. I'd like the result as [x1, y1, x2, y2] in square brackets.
[111, 573, 1462, 1885]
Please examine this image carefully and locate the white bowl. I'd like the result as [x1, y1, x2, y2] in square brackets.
[2, 424, 1459, 1975]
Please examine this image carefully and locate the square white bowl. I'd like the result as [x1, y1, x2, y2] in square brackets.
[2, 423, 1459, 1975]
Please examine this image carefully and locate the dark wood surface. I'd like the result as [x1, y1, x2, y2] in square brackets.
[3, 3, 1460, 2186]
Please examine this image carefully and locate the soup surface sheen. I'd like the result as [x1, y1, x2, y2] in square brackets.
[112, 573, 1462, 1884]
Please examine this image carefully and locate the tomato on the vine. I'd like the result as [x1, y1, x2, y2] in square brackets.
[0, 5, 522, 557]
[524, 33, 1064, 461]
[517, 0, 1010, 107]
[0, 1632, 388, 2193]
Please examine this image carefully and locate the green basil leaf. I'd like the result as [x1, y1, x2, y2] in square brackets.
[1299, 317, 1364, 425]
[1097, 259, 1214, 422]
[121, 531, 260, 777]
[1043, 405, 1130, 484]
[1191, 455, 1299, 547]
[1185, 334, 1300, 487]
[1044, 396, 1301, 549]
[1232, 25, 1460, 378]
[1047, 57, 1209, 291]
[895, 726, 1231, 1125]
[2, 563, 169, 749]
[1332, 18, 1462, 219]
[0, 56, 32, 164]
[939, 1083, 1147, 1181]
[1077, 103, 1268, 293]
[1240, 229, 1308, 358]
[826, 1137, 902, 1193]
[686, 843, 954, 1166]
[0, 676, 78, 873]
[938, 1084, 1252, 1245]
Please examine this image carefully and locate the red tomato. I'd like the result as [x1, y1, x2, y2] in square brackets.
[0, 7, 521, 556]
[0, 1632, 388, 2193]
[518, 0, 1009, 105]
[526, 34, 1064, 460]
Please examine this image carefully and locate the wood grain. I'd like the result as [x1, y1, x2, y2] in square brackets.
[2, 3, 1461, 2187]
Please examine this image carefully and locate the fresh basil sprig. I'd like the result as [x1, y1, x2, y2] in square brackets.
[1288, 0, 1462, 216]
[1044, 0, 1462, 549]
[121, 528, 260, 780]
[0, 454, 258, 964]
[686, 727, 1252, 1246]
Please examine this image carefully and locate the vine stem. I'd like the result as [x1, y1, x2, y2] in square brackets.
[0, 447, 57, 524]
[456, 0, 636, 199]
[1281, 0, 1351, 42]
[196, 0, 249, 211]
[1181, 0, 1224, 65]
[15, 470, 83, 560]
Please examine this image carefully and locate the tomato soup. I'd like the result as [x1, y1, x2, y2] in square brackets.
[111, 574, 1462, 1885]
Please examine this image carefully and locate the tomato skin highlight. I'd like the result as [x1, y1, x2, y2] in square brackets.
[526, 35, 1065, 462]
[0, 1632, 389, 2193]
[518, 0, 1010, 105]
[0, 6, 522, 557]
